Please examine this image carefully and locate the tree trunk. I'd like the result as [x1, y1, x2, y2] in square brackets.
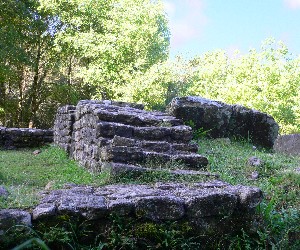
[28, 36, 42, 127]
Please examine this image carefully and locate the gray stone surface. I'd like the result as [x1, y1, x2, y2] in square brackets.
[54, 100, 208, 173]
[0, 209, 31, 231]
[135, 196, 185, 221]
[31, 181, 262, 234]
[0, 185, 8, 199]
[167, 96, 279, 148]
[274, 134, 300, 156]
[0, 127, 53, 149]
[0, 182, 262, 239]
[53, 105, 76, 154]
[248, 156, 263, 167]
[0, 186, 8, 199]
[102, 162, 218, 179]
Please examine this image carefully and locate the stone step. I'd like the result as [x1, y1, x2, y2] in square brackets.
[100, 146, 208, 169]
[92, 121, 193, 143]
[31, 182, 262, 236]
[111, 136, 199, 154]
[77, 102, 183, 127]
[143, 151, 208, 169]
[101, 162, 219, 179]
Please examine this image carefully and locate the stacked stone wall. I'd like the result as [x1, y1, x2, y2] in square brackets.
[168, 96, 279, 148]
[54, 100, 208, 173]
[0, 181, 263, 247]
[0, 127, 53, 149]
[53, 105, 76, 154]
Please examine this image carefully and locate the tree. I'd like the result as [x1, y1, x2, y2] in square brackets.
[132, 39, 300, 134]
[0, 0, 170, 128]
[0, 0, 57, 127]
[39, 0, 170, 100]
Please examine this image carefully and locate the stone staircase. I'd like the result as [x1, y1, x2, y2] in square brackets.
[54, 100, 208, 175]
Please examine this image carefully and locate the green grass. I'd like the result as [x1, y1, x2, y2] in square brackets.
[197, 138, 300, 209]
[197, 137, 300, 249]
[0, 139, 300, 249]
[0, 145, 110, 208]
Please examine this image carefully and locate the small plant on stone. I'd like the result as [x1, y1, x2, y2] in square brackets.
[158, 121, 173, 127]
[185, 120, 211, 140]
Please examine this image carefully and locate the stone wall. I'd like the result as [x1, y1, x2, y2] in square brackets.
[168, 96, 279, 148]
[0, 127, 53, 149]
[0, 180, 263, 248]
[274, 134, 300, 156]
[54, 100, 208, 174]
[32, 181, 262, 232]
[53, 105, 76, 154]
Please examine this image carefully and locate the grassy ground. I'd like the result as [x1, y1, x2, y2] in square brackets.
[0, 145, 110, 209]
[0, 144, 213, 209]
[0, 139, 299, 249]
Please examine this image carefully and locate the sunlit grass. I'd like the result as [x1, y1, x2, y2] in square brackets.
[0, 145, 110, 208]
[197, 138, 300, 209]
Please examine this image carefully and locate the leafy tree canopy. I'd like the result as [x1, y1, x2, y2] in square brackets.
[0, 0, 170, 127]
[128, 38, 300, 134]
[39, 0, 170, 99]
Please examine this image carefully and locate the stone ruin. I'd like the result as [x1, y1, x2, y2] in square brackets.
[168, 96, 279, 148]
[274, 134, 300, 156]
[54, 100, 208, 176]
[0, 99, 266, 247]
[1, 180, 263, 247]
[0, 127, 53, 149]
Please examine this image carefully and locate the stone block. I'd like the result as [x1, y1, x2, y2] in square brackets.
[168, 96, 279, 148]
[274, 134, 300, 156]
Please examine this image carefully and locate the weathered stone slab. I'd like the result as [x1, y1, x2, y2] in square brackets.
[185, 191, 238, 217]
[102, 162, 219, 179]
[83, 102, 183, 127]
[100, 146, 207, 169]
[0, 209, 31, 231]
[78, 99, 145, 110]
[0, 127, 53, 149]
[135, 196, 185, 221]
[96, 121, 134, 138]
[31, 182, 262, 235]
[274, 134, 300, 156]
[167, 96, 279, 148]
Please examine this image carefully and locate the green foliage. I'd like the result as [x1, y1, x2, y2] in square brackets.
[39, 0, 169, 100]
[0, 0, 59, 127]
[122, 58, 189, 110]
[185, 120, 211, 140]
[0, 0, 169, 128]
[129, 39, 300, 134]
[12, 238, 50, 250]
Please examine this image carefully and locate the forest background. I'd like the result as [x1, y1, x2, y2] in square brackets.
[1, 0, 300, 134]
